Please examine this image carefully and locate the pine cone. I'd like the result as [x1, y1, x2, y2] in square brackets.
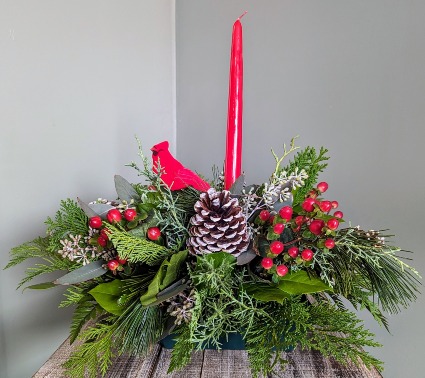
[187, 188, 249, 256]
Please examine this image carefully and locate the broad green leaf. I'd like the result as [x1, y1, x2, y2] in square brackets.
[201, 252, 236, 269]
[114, 175, 139, 202]
[278, 270, 332, 295]
[89, 279, 124, 315]
[244, 283, 289, 304]
[140, 250, 188, 306]
[54, 260, 106, 285]
[24, 282, 57, 290]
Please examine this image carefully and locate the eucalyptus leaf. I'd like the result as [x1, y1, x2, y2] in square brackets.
[229, 174, 245, 195]
[89, 279, 124, 316]
[88, 203, 115, 219]
[24, 282, 57, 291]
[54, 260, 106, 285]
[244, 282, 289, 304]
[114, 175, 139, 202]
[278, 270, 332, 295]
[77, 198, 98, 218]
[237, 248, 257, 265]
[147, 281, 189, 307]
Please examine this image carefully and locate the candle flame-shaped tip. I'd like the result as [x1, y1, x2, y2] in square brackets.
[238, 11, 248, 20]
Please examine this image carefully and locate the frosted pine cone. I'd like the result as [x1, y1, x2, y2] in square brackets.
[187, 188, 249, 257]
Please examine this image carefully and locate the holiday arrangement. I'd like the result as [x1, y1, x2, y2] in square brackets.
[6, 13, 421, 378]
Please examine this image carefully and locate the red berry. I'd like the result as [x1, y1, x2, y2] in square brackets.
[308, 190, 318, 199]
[319, 201, 332, 213]
[107, 260, 119, 271]
[100, 228, 110, 240]
[123, 208, 137, 222]
[89, 216, 102, 229]
[97, 236, 107, 247]
[147, 227, 161, 241]
[327, 218, 339, 230]
[259, 210, 271, 221]
[288, 246, 299, 258]
[270, 241, 284, 255]
[269, 215, 276, 224]
[301, 249, 314, 261]
[279, 206, 293, 221]
[331, 201, 339, 209]
[309, 219, 325, 235]
[273, 223, 285, 234]
[276, 265, 289, 277]
[302, 198, 316, 212]
[295, 216, 305, 226]
[324, 239, 335, 249]
[117, 257, 127, 265]
[107, 209, 122, 224]
[317, 182, 329, 193]
[261, 257, 274, 269]
[334, 211, 343, 219]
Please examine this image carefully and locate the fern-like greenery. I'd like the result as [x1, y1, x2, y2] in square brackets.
[45, 199, 89, 253]
[5, 236, 75, 288]
[169, 252, 383, 377]
[106, 224, 170, 265]
[281, 146, 329, 206]
[63, 319, 118, 378]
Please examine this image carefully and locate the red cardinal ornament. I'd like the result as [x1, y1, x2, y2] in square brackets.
[151, 141, 210, 191]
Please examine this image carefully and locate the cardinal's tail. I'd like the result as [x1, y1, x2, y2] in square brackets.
[177, 168, 211, 192]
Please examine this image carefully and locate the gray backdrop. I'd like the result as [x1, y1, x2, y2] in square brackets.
[176, 2, 425, 378]
[1, 1, 424, 377]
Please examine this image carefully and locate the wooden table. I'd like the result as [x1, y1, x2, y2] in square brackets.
[33, 338, 384, 378]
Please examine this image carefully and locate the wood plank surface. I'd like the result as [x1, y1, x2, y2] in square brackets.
[33, 338, 383, 378]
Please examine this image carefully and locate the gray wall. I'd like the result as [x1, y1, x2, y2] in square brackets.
[0, 1, 175, 377]
[176, 1, 425, 378]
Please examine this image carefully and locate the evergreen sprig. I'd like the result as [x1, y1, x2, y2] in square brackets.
[114, 302, 163, 355]
[106, 224, 170, 265]
[5, 236, 75, 288]
[45, 199, 89, 253]
[63, 319, 118, 378]
[315, 227, 421, 315]
[281, 146, 329, 206]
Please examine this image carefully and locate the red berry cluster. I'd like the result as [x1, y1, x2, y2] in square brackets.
[256, 182, 344, 278]
[88, 207, 153, 271]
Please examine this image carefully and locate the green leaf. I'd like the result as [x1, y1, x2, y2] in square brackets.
[54, 260, 106, 285]
[244, 282, 289, 304]
[89, 280, 125, 315]
[201, 252, 236, 269]
[278, 270, 332, 295]
[114, 175, 139, 202]
[140, 250, 188, 306]
[229, 174, 245, 195]
[24, 282, 57, 290]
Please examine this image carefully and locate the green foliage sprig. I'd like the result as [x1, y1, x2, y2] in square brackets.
[281, 146, 329, 206]
[45, 199, 89, 253]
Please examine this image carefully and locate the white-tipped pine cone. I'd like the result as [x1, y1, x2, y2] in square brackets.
[187, 188, 249, 257]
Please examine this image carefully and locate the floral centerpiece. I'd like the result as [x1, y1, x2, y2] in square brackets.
[6, 136, 420, 378]
[6, 13, 421, 378]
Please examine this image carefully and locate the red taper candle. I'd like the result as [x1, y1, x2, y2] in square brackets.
[224, 12, 246, 190]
